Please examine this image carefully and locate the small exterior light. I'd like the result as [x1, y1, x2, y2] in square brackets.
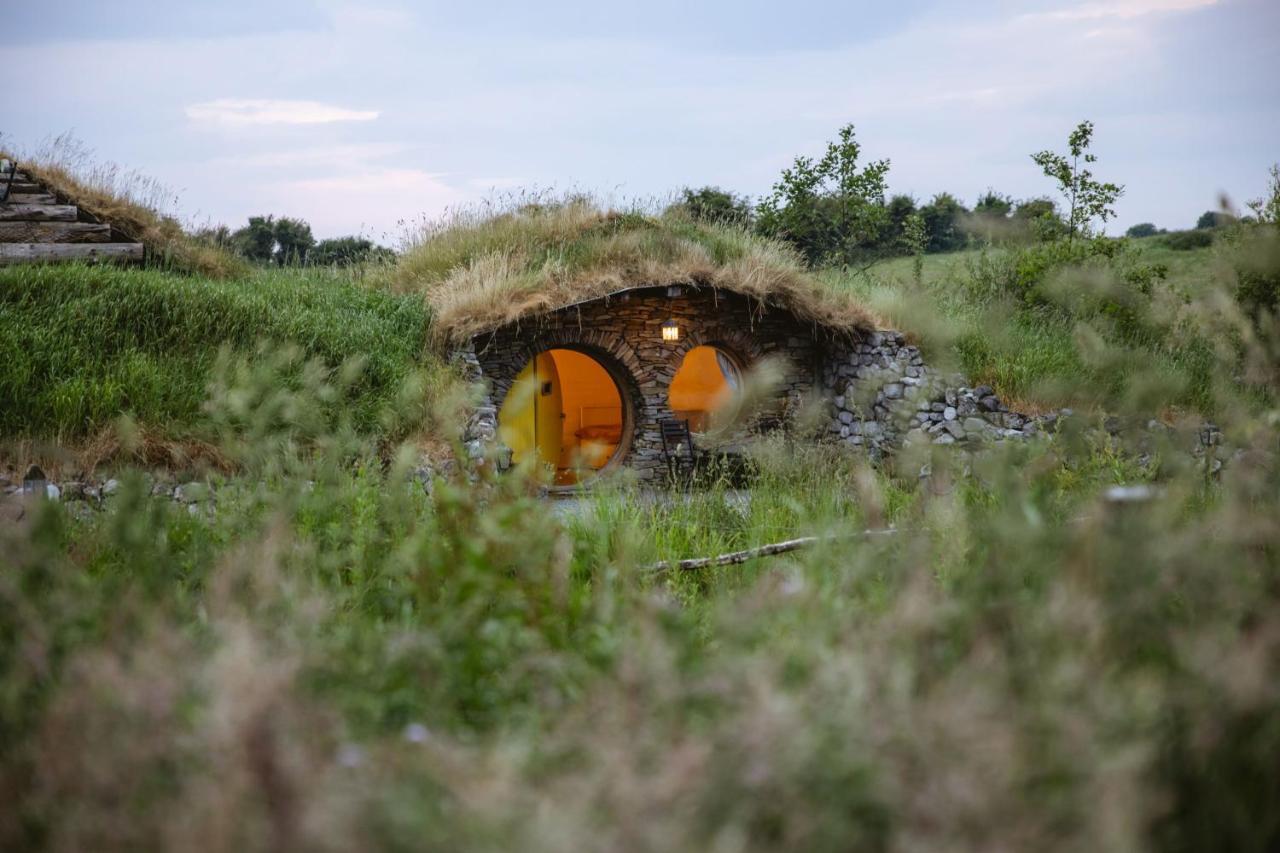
[662, 319, 680, 342]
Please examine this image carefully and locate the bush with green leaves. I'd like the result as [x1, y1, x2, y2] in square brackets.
[310, 236, 395, 266]
[669, 186, 753, 227]
[1126, 222, 1160, 238]
[755, 124, 891, 269]
[1164, 229, 1215, 251]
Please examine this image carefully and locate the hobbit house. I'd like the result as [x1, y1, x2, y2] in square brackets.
[451, 283, 1041, 486]
[426, 203, 1037, 486]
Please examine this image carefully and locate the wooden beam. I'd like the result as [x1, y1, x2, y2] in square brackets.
[1, 183, 47, 195]
[2, 193, 57, 205]
[0, 204, 78, 222]
[0, 222, 111, 243]
[0, 243, 144, 263]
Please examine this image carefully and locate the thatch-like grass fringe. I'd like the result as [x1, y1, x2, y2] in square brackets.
[394, 197, 881, 343]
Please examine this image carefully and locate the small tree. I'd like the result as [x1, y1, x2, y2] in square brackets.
[273, 217, 315, 265]
[1031, 120, 1124, 242]
[671, 186, 752, 227]
[1196, 210, 1236, 230]
[756, 124, 891, 269]
[310, 236, 394, 266]
[1126, 222, 1159, 238]
[919, 192, 969, 253]
[232, 215, 277, 263]
[1013, 198, 1068, 241]
[903, 211, 927, 287]
[1247, 163, 1280, 226]
[884, 194, 918, 253]
[969, 190, 1015, 244]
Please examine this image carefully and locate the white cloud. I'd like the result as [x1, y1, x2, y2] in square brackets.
[1033, 0, 1222, 21]
[185, 98, 379, 126]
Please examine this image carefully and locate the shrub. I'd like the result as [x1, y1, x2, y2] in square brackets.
[669, 186, 753, 227]
[1126, 222, 1160, 238]
[919, 192, 969, 253]
[1196, 210, 1236, 229]
[1163, 229, 1215, 251]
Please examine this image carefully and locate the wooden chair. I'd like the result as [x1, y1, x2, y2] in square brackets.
[659, 418, 700, 479]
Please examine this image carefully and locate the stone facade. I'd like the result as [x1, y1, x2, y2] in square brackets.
[463, 286, 839, 481]
[457, 287, 1066, 481]
[819, 330, 1042, 454]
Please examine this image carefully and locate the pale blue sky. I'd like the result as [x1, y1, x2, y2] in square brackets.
[6, 0, 1278, 239]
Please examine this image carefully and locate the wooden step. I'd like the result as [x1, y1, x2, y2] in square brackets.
[0, 204, 78, 222]
[0, 243, 144, 264]
[0, 222, 111, 243]
[1, 182, 47, 195]
[2, 193, 57, 205]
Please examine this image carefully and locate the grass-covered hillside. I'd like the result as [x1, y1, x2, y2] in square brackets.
[0, 263, 439, 451]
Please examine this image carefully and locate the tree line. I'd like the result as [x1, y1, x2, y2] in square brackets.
[193, 216, 393, 267]
[668, 120, 1260, 270]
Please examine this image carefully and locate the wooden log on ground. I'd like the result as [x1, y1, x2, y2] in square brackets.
[0, 243, 144, 264]
[0, 204, 78, 222]
[1, 182, 47, 195]
[0, 222, 111, 243]
[642, 527, 900, 573]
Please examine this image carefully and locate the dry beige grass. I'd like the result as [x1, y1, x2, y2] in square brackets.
[1, 134, 246, 279]
[394, 197, 880, 343]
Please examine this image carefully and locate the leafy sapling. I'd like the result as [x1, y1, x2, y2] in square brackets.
[1031, 120, 1124, 243]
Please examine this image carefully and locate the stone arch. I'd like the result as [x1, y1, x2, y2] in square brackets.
[481, 327, 647, 474]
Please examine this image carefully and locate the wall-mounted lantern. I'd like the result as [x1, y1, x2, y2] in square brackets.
[661, 319, 680, 342]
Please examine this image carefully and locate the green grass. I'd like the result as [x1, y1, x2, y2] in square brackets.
[0, 263, 436, 440]
[827, 237, 1232, 413]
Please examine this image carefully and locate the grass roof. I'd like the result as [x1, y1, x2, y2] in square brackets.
[393, 197, 879, 343]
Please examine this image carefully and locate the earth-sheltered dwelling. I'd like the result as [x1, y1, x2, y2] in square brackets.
[411, 202, 1036, 486]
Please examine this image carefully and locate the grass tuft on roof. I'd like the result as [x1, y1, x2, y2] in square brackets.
[393, 195, 880, 343]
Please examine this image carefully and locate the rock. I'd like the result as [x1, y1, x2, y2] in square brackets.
[102, 478, 121, 497]
[979, 395, 1000, 412]
[943, 406, 957, 421]
[173, 482, 209, 504]
[64, 501, 96, 522]
[934, 433, 956, 445]
[833, 395, 846, 410]
[943, 420, 966, 440]
[963, 417, 991, 437]
[45, 483, 61, 501]
[973, 385, 994, 398]
[838, 410, 854, 425]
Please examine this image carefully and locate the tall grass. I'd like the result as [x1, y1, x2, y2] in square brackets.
[0, 263, 439, 443]
[0, 296, 1276, 849]
[836, 234, 1260, 415]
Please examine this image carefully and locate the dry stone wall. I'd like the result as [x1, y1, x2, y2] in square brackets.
[820, 331, 1043, 454]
